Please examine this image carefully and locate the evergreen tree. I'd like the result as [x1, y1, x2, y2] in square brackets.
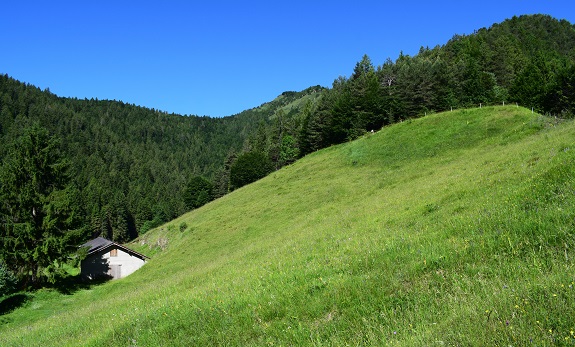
[350, 54, 384, 133]
[326, 76, 354, 144]
[278, 135, 299, 166]
[377, 58, 402, 123]
[183, 176, 214, 210]
[213, 150, 237, 198]
[510, 61, 547, 110]
[0, 124, 86, 287]
[545, 63, 575, 117]
[299, 97, 331, 155]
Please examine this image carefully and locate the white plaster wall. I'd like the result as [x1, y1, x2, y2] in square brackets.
[103, 248, 146, 278]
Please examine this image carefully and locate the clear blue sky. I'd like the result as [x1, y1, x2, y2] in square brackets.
[1, 1, 573, 117]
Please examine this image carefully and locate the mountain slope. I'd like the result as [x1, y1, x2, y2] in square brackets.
[1, 106, 574, 346]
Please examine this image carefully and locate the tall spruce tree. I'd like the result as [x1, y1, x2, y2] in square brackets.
[0, 124, 86, 287]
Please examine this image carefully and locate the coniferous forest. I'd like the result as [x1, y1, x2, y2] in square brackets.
[1, 14, 575, 287]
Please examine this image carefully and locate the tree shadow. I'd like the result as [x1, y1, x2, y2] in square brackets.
[0, 258, 114, 319]
[50, 273, 111, 295]
[0, 293, 31, 316]
[49, 256, 112, 295]
[0, 257, 114, 320]
[0, 276, 111, 321]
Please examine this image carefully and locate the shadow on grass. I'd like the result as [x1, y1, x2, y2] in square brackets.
[0, 293, 31, 316]
[49, 274, 112, 295]
[0, 275, 112, 322]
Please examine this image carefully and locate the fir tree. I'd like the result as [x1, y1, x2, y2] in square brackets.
[0, 124, 86, 287]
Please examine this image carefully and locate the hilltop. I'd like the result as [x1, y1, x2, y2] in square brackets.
[1, 106, 574, 345]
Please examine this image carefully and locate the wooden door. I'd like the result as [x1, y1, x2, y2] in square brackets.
[109, 264, 122, 279]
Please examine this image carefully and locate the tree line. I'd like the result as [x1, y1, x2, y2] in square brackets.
[297, 14, 575, 155]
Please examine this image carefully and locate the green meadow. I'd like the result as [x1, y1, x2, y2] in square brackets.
[1, 106, 574, 346]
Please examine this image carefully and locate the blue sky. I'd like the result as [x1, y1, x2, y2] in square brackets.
[1, 1, 574, 117]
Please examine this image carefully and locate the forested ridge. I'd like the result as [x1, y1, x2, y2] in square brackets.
[0, 74, 322, 244]
[1, 14, 574, 287]
[296, 14, 575, 155]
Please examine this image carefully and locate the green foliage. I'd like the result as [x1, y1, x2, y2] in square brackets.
[510, 61, 547, 109]
[230, 151, 274, 189]
[279, 135, 299, 166]
[0, 13, 573, 258]
[225, 90, 323, 186]
[545, 63, 575, 117]
[0, 12, 574, 344]
[139, 218, 164, 235]
[299, 97, 331, 155]
[212, 151, 237, 199]
[0, 260, 17, 297]
[0, 124, 87, 287]
[183, 176, 214, 210]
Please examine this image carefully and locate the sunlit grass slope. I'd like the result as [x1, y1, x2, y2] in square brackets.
[2, 106, 575, 346]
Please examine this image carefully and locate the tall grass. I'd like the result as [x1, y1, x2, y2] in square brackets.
[1, 106, 574, 346]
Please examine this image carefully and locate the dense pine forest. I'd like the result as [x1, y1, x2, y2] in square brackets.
[1, 14, 574, 287]
[0, 77, 322, 238]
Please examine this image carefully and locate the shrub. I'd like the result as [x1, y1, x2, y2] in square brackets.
[0, 260, 17, 297]
[140, 216, 165, 235]
[230, 151, 274, 190]
[183, 176, 214, 210]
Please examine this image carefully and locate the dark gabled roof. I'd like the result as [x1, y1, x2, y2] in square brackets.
[81, 237, 113, 253]
[80, 237, 149, 259]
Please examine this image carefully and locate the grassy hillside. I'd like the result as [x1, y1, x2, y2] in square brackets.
[2, 106, 574, 346]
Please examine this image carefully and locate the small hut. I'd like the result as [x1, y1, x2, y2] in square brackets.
[80, 237, 149, 280]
